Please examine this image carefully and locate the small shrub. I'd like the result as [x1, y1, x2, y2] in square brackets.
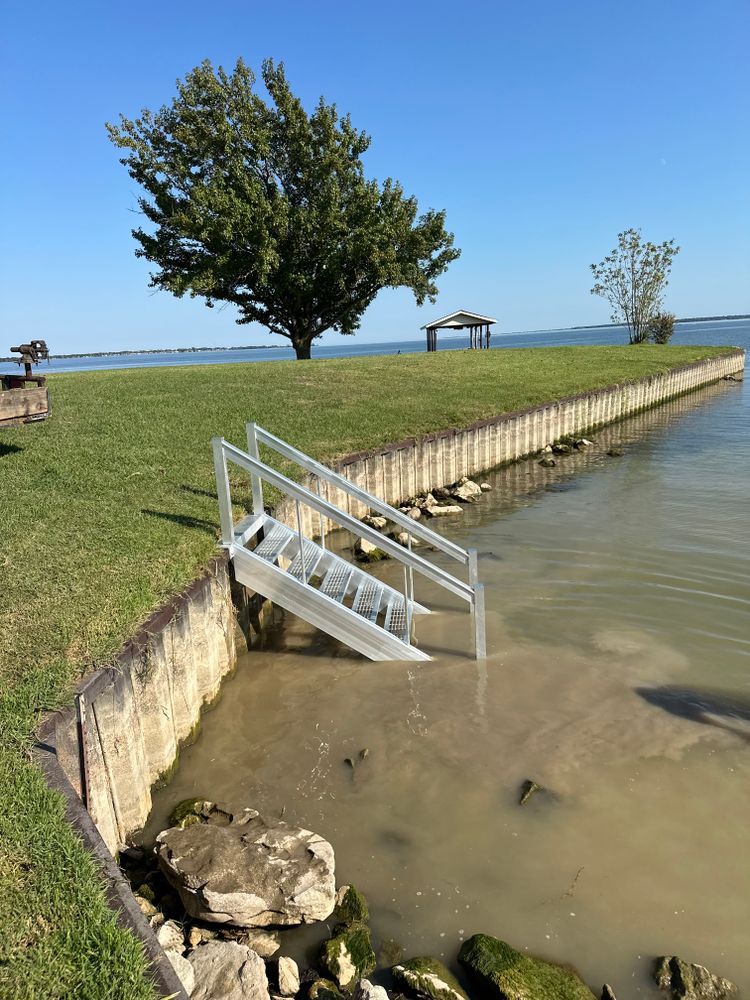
[646, 312, 676, 344]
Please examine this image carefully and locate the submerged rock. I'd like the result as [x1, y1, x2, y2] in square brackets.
[393, 957, 469, 1000]
[169, 797, 215, 829]
[480, 482, 492, 492]
[333, 885, 370, 928]
[157, 808, 336, 927]
[354, 538, 389, 562]
[320, 924, 376, 990]
[654, 956, 737, 999]
[600, 987, 617, 1000]
[458, 933, 596, 1000]
[539, 457, 556, 468]
[552, 443, 572, 455]
[424, 505, 463, 517]
[189, 941, 270, 1000]
[452, 480, 483, 502]
[309, 979, 346, 1000]
[518, 779, 542, 806]
[606, 448, 624, 458]
[407, 507, 421, 520]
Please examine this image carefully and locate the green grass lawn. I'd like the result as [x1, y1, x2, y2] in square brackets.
[0, 344, 734, 998]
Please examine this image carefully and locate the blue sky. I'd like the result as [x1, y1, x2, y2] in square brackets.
[3, 0, 748, 353]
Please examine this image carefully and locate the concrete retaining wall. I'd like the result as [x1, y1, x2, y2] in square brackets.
[44, 556, 276, 856]
[276, 351, 746, 536]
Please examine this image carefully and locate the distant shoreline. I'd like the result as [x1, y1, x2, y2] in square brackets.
[2, 314, 746, 363]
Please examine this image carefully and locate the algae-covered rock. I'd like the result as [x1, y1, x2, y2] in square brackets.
[654, 956, 737, 999]
[393, 957, 469, 1000]
[334, 885, 370, 928]
[518, 779, 541, 805]
[354, 538, 390, 563]
[309, 978, 346, 1000]
[168, 797, 213, 828]
[458, 933, 596, 1000]
[321, 924, 376, 990]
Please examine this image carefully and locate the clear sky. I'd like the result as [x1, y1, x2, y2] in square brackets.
[3, 0, 748, 354]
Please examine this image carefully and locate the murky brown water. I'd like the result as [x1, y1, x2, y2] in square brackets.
[147, 372, 750, 998]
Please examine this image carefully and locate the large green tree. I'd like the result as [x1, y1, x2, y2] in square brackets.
[107, 59, 460, 359]
[590, 228, 680, 344]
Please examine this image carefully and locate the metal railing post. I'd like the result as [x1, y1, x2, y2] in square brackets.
[316, 476, 326, 550]
[295, 499, 307, 583]
[468, 548, 486, 660]
[212, 437, 234, 545]
[245, 422, 265, 517]
[407, 535, 414, 643]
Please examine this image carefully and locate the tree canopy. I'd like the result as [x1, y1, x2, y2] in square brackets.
[107, 59, 460, 358]
[590, 229, 680, 344]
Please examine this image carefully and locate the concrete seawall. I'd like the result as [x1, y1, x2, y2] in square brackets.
[276, 351, 746, 535]
[34, 349, 745, 998]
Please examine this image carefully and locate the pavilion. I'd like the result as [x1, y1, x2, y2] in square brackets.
[421, 309, 498, 352]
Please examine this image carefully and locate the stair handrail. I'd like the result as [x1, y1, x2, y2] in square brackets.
[213, 437, 477, 606]
[248, 423, 471, 566]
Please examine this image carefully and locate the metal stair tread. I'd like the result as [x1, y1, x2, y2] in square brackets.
[351, 578, 385, 623]
[320, 562, 354, 603]
[383, 595, 408, 642]
[287, 537, 323, 582]
[253, 521, 294, 561]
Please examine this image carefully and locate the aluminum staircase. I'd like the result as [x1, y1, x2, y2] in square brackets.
[212, 425, 486, 662]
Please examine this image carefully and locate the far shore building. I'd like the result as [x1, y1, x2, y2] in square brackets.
[421, 310, 497, 352]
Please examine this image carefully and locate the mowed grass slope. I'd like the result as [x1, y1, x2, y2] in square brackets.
[0, 344, 732, 997]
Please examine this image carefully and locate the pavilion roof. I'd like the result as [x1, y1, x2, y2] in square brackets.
[421, 309, 498, 330]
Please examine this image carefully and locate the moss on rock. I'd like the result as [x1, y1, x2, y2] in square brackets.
[168, 797, 212, 828]
[458, 933, 596, 1000]
[321, 923, 376, 990]
[393, 957, 469, 1000]
[309, 979, 347, 1000]
[334, 885, 370, 928]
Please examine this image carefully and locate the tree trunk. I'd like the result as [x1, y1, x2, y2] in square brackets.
[293, 340, 312, 360]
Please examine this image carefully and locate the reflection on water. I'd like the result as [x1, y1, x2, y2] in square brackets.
[147, 373, 750, 997]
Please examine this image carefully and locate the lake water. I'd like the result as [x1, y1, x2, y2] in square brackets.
[1, 319, 747, 374]
[146, 320, 749, 997]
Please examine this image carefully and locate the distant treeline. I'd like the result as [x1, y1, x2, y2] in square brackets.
[0, 344, 283, 362]
[567, 314, 749, 331]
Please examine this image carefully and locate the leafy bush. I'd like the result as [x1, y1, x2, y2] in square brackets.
[646, 312, 676, 344]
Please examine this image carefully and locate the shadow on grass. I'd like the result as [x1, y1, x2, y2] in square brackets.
[0, 443, 23, 457]
[141, 508, 218, 535]
[180, 483, 218, 500]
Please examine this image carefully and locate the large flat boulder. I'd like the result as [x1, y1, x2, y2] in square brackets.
[157, 807, 336, 927]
